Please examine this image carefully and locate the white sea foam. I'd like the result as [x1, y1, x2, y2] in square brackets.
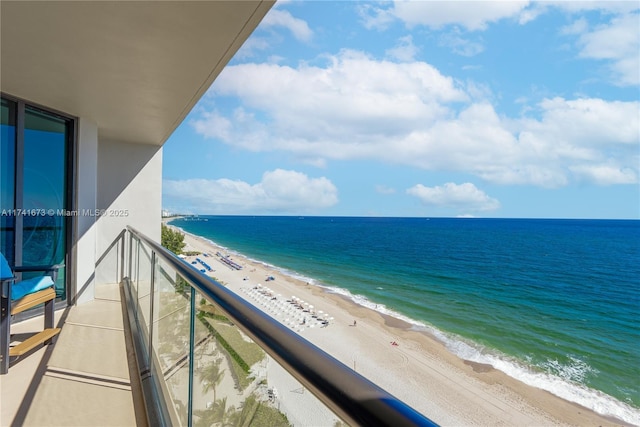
[322, 285, 428, 328]
[541, 356, 598, 384]
[318, 283, 640, 425]
[431, 330, 640, 426]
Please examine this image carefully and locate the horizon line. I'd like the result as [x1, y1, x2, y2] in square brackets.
[163, 213, 640, 221]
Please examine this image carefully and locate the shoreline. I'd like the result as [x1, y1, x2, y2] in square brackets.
[169, 223, 629, 426]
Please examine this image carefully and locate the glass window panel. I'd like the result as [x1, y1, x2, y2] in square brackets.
[192, 289, 305, 427]
[22, 106, 69, 299]
[1, 98, 16, 265]
[137, 239, 153, 347]
[152, 260, 192, 426]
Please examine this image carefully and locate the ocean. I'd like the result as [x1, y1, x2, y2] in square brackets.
[169, 216, 640, 424]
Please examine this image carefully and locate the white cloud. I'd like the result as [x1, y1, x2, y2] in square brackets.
[233, 8, 314, 59]
[360, 1, 638, 34]
[386, 35, 419, 62]
[358, 3, 396, 30]
[163, 169, 338, 214]
[529, 97, 639, 148]
[363, 1, 531, 31]
[190, 111, 232, 140]
[191, 108, 270, 151]
[570, 163, 638, 185]
[439, 31, 485, 57]
[234, 36, 272, 59]
[406, 182, 500, 211]
[550, 1, 639, 15]
[203, 49, 467, 146]
[375, 185, 396, 195]
[194, 51, 639, 188]
[575, 13, 640, 86]
[261, 9, 313, 42]
[510, 98, 639, 186]
[360, 1, 638, 87]
[561, 17, 589, 35]
[518, 3, 547, 25]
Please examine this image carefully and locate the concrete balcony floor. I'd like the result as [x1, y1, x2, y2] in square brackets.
[1, 283, 147, 427]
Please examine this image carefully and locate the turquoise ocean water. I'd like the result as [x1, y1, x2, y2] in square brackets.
[170, 216, 640, 424]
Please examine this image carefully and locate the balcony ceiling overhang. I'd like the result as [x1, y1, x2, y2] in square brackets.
[1, 1, 274, 145]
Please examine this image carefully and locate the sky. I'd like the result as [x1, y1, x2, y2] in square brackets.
[162, 1, 640, 219]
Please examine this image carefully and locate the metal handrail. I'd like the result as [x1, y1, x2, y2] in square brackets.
[127, 226, 438, 427]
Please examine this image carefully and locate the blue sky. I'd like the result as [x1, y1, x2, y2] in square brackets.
[163, 1, 640, 219]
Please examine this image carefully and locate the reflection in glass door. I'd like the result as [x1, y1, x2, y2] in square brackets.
[1, 99, 16, 268]
[0, 97, 73, 301]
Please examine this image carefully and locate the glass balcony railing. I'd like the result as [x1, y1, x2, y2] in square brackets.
[120, 226, 437, 427]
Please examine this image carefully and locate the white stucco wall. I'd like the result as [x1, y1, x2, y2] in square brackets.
[74, 117, 98, 304]
[96, 139, 162, 245]
[95, 138, 162, 276]
[71, 125, 162, 304]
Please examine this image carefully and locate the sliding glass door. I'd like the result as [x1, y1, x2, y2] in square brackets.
[1, 96, 73, 301]
[1, 99, 17, 269]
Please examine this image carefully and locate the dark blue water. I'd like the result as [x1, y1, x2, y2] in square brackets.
[170, 216, 640, 423]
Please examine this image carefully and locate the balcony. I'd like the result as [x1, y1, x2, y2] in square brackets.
[1, 227, 436, 427]
[1, 281, 145, 426]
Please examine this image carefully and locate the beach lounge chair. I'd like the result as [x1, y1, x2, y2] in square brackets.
[0, 252, 62, 374]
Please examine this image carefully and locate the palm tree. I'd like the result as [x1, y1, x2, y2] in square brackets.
[199, 357, 225, 402]
[194, 397, 234, 427]
[233, 394, 259, 426]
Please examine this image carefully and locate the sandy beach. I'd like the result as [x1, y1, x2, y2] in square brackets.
[172, 224, 622, 427]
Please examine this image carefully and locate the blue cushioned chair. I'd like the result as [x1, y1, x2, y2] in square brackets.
[0, 252, 63, 374]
